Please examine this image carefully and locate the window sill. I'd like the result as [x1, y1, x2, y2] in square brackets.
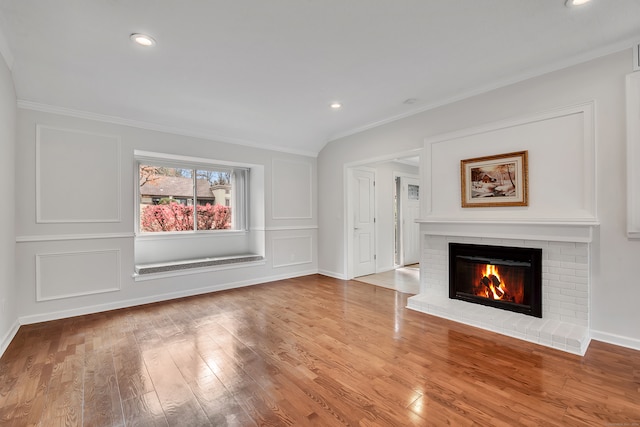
[133, 254, 264, 281]
[135, 229, 248, 241]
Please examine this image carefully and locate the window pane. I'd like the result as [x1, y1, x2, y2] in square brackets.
[195, 169, 232, 230]
[408, 184, 419, 200]
[139, 165, 195, 232]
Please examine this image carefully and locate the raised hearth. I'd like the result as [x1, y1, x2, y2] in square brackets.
[408, 220, 597, 355]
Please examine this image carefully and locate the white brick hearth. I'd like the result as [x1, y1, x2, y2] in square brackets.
[407, 221, 597, 355]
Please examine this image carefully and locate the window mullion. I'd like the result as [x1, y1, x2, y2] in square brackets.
[192, 169, 198, 231]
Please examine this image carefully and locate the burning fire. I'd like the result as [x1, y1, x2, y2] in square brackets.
[478, 264, 514, 301]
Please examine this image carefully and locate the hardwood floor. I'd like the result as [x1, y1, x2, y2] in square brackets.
[1, 274, 639, 426]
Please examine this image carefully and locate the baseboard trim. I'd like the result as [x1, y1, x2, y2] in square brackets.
[0, 319, 21, 358]
[19, 269, 319, 325]
[590, 329, 640, 352]
[318, 269, 347, 280]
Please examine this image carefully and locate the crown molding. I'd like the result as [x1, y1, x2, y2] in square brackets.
[327, 37, 639, 144]
[17, 100, 319, 158]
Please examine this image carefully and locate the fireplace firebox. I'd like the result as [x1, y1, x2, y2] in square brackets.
[449, 243, 542, 318]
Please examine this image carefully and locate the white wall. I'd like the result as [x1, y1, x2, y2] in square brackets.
[0, 51, 17, 354]
[424, 102, 595, 220]
[318, 49, 640, 347]
[15, 108, 318, 324]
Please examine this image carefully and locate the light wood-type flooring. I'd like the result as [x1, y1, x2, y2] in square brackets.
[354, 265, 420, 294]
[1, 274, 639, 426]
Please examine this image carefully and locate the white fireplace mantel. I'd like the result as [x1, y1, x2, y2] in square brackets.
[412, 104, 600, 354]
[411, 218, 598, 355]
[416, 217, 599, 243]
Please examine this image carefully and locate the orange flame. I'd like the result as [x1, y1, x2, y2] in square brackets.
[483, 264, 508, 300]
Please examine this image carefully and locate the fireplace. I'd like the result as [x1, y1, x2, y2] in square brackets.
[449, 243, 542, 318]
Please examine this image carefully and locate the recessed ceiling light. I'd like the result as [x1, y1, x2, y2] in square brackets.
[130, 33, 156, 47]
[565, 0, 591, 7]
[330, 102, 342, 109]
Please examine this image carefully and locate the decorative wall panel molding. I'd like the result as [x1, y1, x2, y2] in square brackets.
[263, 225, 319, 231]
[36, 125, 121, 223]
[36, 249, 121, 301]
[272, 235, 313, 268]
[22, 268, 318, 325]
[16, 232, 134, 243]
[271, 158, 313, 219]
[627, 73, 640, 238]
[422, 102, 596, 221]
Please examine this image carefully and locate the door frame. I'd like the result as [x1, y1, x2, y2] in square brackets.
[394, 172, 420, 268]
[344, 148, 422, 280]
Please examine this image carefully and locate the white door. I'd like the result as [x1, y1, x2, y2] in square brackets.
[402, 177, 420, 265]
[352, 169, 376, 277]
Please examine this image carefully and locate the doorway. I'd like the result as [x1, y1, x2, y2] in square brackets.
[394, 174, 420, 267]
[345, 150, 421, 281]
[350, 167, 376, 277]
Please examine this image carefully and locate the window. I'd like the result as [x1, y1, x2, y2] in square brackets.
[408, 184, 419, 200]
[137, 157, 248, 233]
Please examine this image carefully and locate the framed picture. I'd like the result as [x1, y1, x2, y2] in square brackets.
[461, 151, 528, 208]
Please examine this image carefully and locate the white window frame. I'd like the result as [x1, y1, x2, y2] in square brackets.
[134, 150, 249, 236]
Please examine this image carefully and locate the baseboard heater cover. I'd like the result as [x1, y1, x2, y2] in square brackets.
[135, 254, 264, 275]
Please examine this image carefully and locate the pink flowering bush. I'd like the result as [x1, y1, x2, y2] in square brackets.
[141, 202, 231, 232]
[196, 203, 232, 230]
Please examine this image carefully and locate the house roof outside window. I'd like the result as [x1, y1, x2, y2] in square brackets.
[140, 175, 221, 201]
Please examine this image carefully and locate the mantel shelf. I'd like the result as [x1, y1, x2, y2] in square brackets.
[416, 217, 600, 226]
[417, 218, 599, 243]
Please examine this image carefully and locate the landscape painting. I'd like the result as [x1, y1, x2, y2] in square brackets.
[461, 151, 528, 208]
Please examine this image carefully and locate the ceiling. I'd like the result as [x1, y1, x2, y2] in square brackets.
[1, 1, 639, 156]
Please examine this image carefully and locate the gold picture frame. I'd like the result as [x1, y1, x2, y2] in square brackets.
[461, 151, 528, 208]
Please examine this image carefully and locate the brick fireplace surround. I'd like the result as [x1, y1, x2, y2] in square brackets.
[407, 220, 597, 355]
